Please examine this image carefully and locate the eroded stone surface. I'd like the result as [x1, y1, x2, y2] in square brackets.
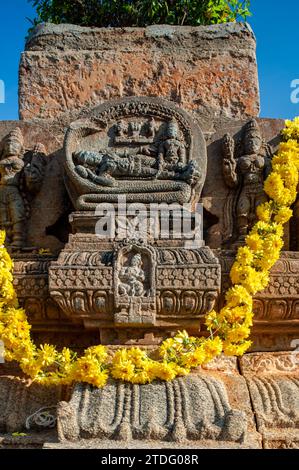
[57, 371, 259, 447]
[20, 23, 259, 122]
[240, 352, 299, 449]
[0, 376, 62, 433]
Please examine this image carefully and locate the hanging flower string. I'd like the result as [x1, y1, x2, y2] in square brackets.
[0, 118, 299, 388]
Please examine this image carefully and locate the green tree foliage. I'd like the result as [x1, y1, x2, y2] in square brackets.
[29, 0, 251, 29]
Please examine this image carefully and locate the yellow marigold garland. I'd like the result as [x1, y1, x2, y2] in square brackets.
[0, 119, 299, 387]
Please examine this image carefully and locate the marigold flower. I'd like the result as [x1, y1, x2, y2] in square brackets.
[223, 341, 252, 356]
[236, 246, 254, 266]
[150, 362, 177, 381]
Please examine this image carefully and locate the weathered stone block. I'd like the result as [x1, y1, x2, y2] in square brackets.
[0, 376, 62, 433]
[19, 23, 259, 122]
[57, 369, 259, 447]
[240, 352, 299, 449]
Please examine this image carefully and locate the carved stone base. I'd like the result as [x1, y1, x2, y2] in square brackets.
[0, 376, 63, 434]
[1, 352, 298, 448]
[48, 219, 221, 334]
[56, 372, 253, 446]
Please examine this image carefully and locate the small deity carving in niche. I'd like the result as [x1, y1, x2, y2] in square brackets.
[222, 119, 272, 244]
[73, 120, 200, 188]
[0, 128, 47, 249]
[118, 253, 145, 297]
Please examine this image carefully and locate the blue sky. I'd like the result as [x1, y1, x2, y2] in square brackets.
[0, 0, 299, 120]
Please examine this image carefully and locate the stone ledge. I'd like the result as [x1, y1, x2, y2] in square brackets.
[43, 437, 258, 449]
[26, 22, 256, 52]
[20, 23, 259, 121]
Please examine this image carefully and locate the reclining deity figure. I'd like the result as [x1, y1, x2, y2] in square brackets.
[0, 128, 47, 249]
[118, 253, 145, 297]
[222, 119, 272, 240]
[73, 120, 200, 187]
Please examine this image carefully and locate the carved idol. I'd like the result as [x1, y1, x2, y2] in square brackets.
[222, 119, 272, 242]
[74, 149, 157, 187]
[118, 253, 145, 297]
[156, 120, 199, 185]
[0, 128, 47, 249]
[73, 120, 199, 188]
[0, 128, 26, 248]
[64, 97, 207, 208]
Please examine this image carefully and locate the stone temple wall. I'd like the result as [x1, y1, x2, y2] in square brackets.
[0, 22, 298, 449]
[0, 23, 297, 351]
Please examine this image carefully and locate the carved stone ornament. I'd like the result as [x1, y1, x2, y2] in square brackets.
[57, 376, 247, 443]
[222, 119, 272, 245]
[49, 228, 221, 332]
[64, 97, 207, 209]
[0, 127, 47, 249]
[114, 241, 156, 326]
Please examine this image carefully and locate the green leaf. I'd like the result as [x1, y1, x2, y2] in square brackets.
[27, 0, 252, 29]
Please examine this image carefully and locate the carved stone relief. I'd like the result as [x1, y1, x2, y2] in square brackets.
[57, 375, 248, 444]
[114, 242, 156, 326]
[12, 254, 65, 324]
[222, 119, 272, 246]
[49, 239, 220, 332]
[0, 111, 295, 350]
[64, 97, 207, 208]
[0, 128, 47, 249]
[240, 352, 299, 449]
[47, 97, 218, 334]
